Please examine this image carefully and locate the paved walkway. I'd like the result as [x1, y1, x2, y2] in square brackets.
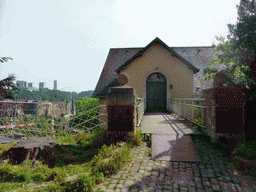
[138, 112, 201, 162]
[137, 112, 201, 135]
[94, 112, 256, 191]
[94, 141, 256, 192]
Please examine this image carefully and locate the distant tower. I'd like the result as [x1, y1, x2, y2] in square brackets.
[39, 82, 46, 90]
[16, 81, 27, 90]
[54, 80, 57, 90]
[28, 83, 33, 87]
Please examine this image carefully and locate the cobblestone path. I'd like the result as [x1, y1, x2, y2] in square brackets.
[94, 140, 256, 192]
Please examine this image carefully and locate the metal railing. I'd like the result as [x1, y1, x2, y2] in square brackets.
[136, 97, 144, 127]
[0, 101, 108, 142]
[170, 98, 206, 128]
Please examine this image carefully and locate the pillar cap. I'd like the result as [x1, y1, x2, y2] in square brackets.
[117, 73, 129, 85]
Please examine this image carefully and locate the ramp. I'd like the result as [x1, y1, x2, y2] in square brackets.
[152, 132, 201, 162]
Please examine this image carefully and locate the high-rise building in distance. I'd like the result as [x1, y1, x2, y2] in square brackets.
[39, 82, 46, 90]
[28, 83, 34, 87]
[54, 80, 57, 90]
[16, 81, 27, 90]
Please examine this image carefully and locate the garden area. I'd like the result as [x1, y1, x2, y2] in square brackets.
[191, 120, 256, 178]
[0, 97, 150, 191]
[0, 125, 148, 192]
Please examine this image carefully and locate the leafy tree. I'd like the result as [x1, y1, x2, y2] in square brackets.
[70, 97, 99, 132]
[0, 74, 18, 99]
[202, 0, 256, 88]
[0, 57, 12, 63]
[201, 0, 256, 142]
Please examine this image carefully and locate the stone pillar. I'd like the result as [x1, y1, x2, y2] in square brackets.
[105, 73, 137, 144]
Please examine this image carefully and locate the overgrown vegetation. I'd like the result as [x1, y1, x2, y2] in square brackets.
[0, 112, 146, 192]
[191, 130, 256, 176]
[235, 137, 256, 160]
[70, 97, 100, 132]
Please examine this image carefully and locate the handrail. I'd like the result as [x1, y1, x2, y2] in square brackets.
[170, 98, 206, 128]
[135, 97, 144, 127]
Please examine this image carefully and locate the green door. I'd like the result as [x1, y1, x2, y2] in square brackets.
[146, 73, 167, 112]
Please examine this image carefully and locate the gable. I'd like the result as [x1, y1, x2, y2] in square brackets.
[115, 37, 199, 74]
[92, 38, 217, 98]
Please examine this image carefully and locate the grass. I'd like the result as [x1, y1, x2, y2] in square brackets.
[190, 129, 256, 174]
[235, 137, 256, 160]
[0, 126, 145, 192]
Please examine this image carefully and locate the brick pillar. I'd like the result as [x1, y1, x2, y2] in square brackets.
[105, 73, 137, 144]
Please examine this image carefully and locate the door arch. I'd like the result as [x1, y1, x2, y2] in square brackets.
[146, 72, 167, 112]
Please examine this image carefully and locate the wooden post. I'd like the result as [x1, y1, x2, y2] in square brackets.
[51, 118, 55, 138]
[10, 117, 13, 142]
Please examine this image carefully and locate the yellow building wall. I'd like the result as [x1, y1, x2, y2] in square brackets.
[120, 43, 194, 101]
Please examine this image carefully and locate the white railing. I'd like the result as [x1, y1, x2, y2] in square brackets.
[170, 98, 206, 128]
[136, 98, 144, 127]
[0, 103, 108, 142]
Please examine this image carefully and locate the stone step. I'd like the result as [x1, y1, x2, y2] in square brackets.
[152, 132, 201, 162]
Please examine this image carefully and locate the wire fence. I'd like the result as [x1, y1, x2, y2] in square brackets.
[0, 100, 107, 143]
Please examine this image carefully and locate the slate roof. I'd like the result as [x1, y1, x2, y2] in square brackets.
[92, 37, 223, 98]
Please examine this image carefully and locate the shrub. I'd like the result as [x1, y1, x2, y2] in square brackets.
[71, 97, 99, 130]
[47, 169, 66, 183]
[44, 181, 64, 192]
[0, 163, 19, 182]
[31, 172, 46, 183]
[126, 131, 143, 147]
[63, 173, 95, 192]
[194, 117, 203, 132]
[91, 144, 132, 177]
[16, 171, 30, 183]
[235, 138, 256, 160]
[94, 171, 104, 184]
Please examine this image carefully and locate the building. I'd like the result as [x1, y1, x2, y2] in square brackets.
[54, 80, 57, 90]
[16, 81, 27, 90]
[27, 83, 37, 91]
[92, 37, 224, 112]
[39, 82, 46, 90]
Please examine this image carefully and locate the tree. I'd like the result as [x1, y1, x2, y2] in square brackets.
[0, 57, 12, 63]
[202, 0, 256, 87]
[201, 0, 256, 142]
[0, 74, 19, 99]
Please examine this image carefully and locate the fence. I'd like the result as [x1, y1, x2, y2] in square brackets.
[0, 100, 108, 143]
[170, 98, 230, 142]
[136, 97, 144, 127]
[170, 98, 206, 127]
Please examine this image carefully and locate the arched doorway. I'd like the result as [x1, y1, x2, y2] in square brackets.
[146, 72, 167, 112]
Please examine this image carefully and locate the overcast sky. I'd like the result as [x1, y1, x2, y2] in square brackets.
[0, 0, 240, 93]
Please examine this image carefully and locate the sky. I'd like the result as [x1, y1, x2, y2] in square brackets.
[0, 0, 241, 93]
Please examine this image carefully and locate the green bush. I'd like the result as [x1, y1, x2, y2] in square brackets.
[91, 144, 131, 177]
[16, 171, 30, 183]
[44, 181, 64, 192]
[235, 138, 256, 160]
[94, 171, 104, 184]
[194, 117, 203, 132]
[47, 169, 66, 183]
[126, 131, 143, 147]
[31, 173, 47, 183]
[63, 173, 95, 192]
[71, 97, 99, 130]
[0, 163, 19, 182]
